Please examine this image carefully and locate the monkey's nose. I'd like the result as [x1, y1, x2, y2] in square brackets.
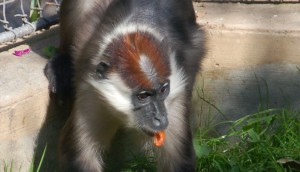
[153, 118, 161, 127]
[153, 116, 168, 129]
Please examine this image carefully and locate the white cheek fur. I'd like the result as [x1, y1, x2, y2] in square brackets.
[87, 73, 134, 117]
[88, 53, 187, 117]
[166, 53, 187, 106]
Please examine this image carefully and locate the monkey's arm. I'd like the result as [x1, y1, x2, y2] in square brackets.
[59, 116, 103, 172]
[44, 0, 110, 103]
[59, 91, 122, 172]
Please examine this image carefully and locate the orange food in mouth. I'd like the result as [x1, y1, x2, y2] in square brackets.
[153, 131, 165, 147]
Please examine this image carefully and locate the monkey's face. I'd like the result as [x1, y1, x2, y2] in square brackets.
[87, 30, 173, 136]
[131, 80, 170, 135]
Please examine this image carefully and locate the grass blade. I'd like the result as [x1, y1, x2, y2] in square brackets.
[36, 144, 47, 172]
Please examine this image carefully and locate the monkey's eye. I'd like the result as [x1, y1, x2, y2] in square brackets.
[96, 62, 110, 79]
[160, 83, 169, 94]
[137, 91, 151, 101]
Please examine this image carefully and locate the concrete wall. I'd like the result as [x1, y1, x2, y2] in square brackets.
[193, 29, 300, 134]
[193, 3, 300, 134]
[0, 28, 60, 171]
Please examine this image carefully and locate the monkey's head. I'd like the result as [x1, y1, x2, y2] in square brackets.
[83, 27, 186, 138]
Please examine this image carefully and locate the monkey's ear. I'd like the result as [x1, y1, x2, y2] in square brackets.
[96, 61, 111, 79]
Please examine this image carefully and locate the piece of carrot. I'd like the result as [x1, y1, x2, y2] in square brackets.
[153, 131, 166, 147]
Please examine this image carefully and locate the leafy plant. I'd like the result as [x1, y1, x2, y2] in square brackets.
[194, 108, 300, 172]
[30, 0, 40, 22]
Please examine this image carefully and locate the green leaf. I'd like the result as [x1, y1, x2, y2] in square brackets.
[196, 143, 211, 158]
[248, 129, 260, 143]
[36, 144, 47, 172]
[30, 0, 39, 22]
[42, 46, 57, 59]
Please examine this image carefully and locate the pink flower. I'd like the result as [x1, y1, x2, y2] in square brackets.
[14, 48, 30, 56]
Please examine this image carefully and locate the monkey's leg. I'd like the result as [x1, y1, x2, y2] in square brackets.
[59, 115, 105, 172]
[59, 100, 122, 172]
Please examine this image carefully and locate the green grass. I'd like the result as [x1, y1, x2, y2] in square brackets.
[3, 160, 15, 172]
[3, 108, 299, 172]
[194, 108, 300, 172]
[117, 153, 157, 172]
[3, 109, 299, 172]
[3, 144, 47, 172]
[119, 107, 300, 172]
[3, 107, 299, 172]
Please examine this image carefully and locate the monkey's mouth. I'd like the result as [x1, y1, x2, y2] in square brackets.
[141, 127, 156, 137]
[140, 127, 166, 147]
[139, 118, 168, 134]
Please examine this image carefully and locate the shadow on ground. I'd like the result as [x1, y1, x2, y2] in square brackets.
[32, 94, 72, 172]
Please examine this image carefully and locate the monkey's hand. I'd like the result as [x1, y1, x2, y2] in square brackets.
[44, 53, 74, 103]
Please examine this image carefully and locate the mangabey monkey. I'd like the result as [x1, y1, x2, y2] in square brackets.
[45, 0, 205, 171]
